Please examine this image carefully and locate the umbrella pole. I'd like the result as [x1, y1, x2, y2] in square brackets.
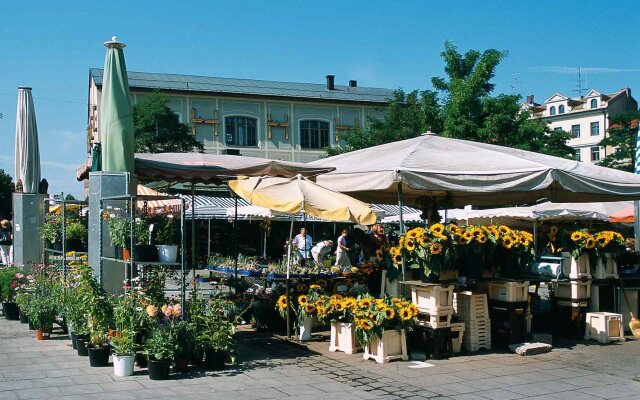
[635, 201, 640, 252]
[191, 184, 196, 280]
[397, 181, 406, 284]
[234, 195, 238, 279]
[207, 218, 211, 260]
[533, 219, 538, 254]
[286, 215, 294, 338]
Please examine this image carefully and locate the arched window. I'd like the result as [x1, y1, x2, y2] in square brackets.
[591, 99, 598, 109]
[225, 116, 257, 146]
[558, 105, 565, 114]
[300, 120, 330, 149]
[549, 106, 556, 115]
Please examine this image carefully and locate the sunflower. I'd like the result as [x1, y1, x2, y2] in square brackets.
[502, 236, 514, 249]
[384, 308, 396, 320]
[399, 307, 413, 321]
[309, 284, 321, 290]
[471, 227, 483, 238]
[585, 237, 596, 249]
[430, 242, 443, 255]
[405, 239, 416, 251]
[277, 295, 288, 309]
[360, 319, 374, 331]
[429, 223, 445, 235]
[570, 231, 583, 241]
[550, 226, 559, 235]
[358, 298, 373, 308]
[393, 253, 403, 264]
[335, 302, 345, 312]
[409, 304, 419, 317]
[407, 229, 419, 239]
[304, 304, 317, 314]
[316, 305, 326, 318]
[477, 234, 488, 244]
[458, 236, 469, 245]
[595, 234, 609, 247]
[296, 283, 308, 292]
[498, 225, 511, 235]
[417, 238, 428, 248]
[298, 295, 309, 305]
[463, 231, 474, 241]
[344, 298, 357, 309]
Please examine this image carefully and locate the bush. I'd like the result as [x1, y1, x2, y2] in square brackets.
[65, 219, 88, 242]
[0, 267, 21, 302]
[41, 214, 62, 244]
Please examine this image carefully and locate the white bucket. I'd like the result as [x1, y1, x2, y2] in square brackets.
[156, 245, 178, 263]
[113, 354, 135, 377]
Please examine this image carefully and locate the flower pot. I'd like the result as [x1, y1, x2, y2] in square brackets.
[76, 339, 89, 356]
[113, 354, 135, 377]
[135, 352, 148, 368]
[173, 357, 189, 373]
[135, 244, 158, 262]
[157, 245, 178, 263]
[298, 316, 315, 341]
[363, 329, 408, 364]
[88, 346, 110, 367]
[329, 322, 361, 354]
[35, 328, 52, 340]
[148, 359, 171, 380]
[204, 349, 226, 371]
[19, 309, 28, 324]
[122, 248, 131, 261]
[3, 302, 19, 320]
[190, 349, 204, 366]
[70, 332, 77, 349]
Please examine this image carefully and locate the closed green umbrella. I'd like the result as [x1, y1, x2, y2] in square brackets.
[100, 36, 134, 173]
[14, 87, 41, 193]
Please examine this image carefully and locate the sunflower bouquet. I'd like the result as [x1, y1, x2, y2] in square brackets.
[276, 284, 327, 324]
[593, 230, 625, 253]
[568, 230, 597, 258]
[317, 293, 358, 323]
[352, 295, 418, 346]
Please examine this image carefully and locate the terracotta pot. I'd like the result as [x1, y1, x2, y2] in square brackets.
[122, 248, 131, 261]
[35, 328, 52, 340]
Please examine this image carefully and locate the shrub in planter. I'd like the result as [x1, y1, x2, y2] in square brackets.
[195, 319, 236, 371]
[171, 320, 193, 373]
[107, 217, 131, 260]
[154, 215, 180, 263]
[41, 214, 62, 249]
[65, 219, 88, 252]
[87, 331, 110, 367]
[30, 298, 57, 340]
[0, 267, 23, 320]
[143, 326, 177, 380]
[110, 330, 137, 376]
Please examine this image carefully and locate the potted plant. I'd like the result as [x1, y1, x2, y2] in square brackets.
[30, 297, 57, 340]
[107, 217, 131, 260]
[65, 218, 88, 252]
[41, 214, 62, 250]
[196, 320, 235, 371]
[134, 218, 158, 262]
[87, 330, 110, 367]
[171, 320, 192, 373]
[155, 215, 180, 263]
[0, 268, 24, 320]
[110, 330, 137, 376]
[143, 325, 177, 380]
[321, 294, 361, 354]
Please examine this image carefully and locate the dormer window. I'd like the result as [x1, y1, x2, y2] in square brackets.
[550, 106, 556, 115]
[558, 105, 565, 114]
[591, 99, 598, 109]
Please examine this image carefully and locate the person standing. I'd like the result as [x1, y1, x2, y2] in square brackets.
[292, 227, 313, 264]
[0, 220, 12, 266]
[366, 223, 389, 260]
[311, 240, 333, 266]
[335, 229, 351, 268]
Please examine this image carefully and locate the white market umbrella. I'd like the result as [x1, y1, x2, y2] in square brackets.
[14, 87, 41, 193]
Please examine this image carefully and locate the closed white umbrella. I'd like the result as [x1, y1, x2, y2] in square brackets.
[14, 87, 41, 193]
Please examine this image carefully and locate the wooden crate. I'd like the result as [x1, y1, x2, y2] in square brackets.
[584, 312, 625, 344]
[411, 284, 454, 311]
[454, 291, 489, 320]
[594, 254, 618, 280]
[487, 281, 529, 302]
[450, 322, 465, 354]
[363, 329, 408, 364]
[417, 307, 453, 328]
[462, 318, 492, 351]
[553, 281, 591, 300]
[562, 252, 592, 280]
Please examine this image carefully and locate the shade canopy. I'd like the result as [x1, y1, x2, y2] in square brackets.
[136, 185, 182, 214]
[135, 153, 334, 183]
[14, 87, 41, 193]
[610, 205, 635, 223]
[310, 133, 640, 207]
[228, 175, 377, 225]
[100, 37, 135, 173]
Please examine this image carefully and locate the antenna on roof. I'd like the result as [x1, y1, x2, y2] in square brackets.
[573, 67, 586, 97]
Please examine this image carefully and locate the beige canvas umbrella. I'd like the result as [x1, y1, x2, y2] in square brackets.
[229, 174, 377, 338]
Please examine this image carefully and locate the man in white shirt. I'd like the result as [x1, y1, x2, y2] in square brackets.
[335, 229, 351, 268]
[311, 240, 333, 266]
[292, 227, 313, 264]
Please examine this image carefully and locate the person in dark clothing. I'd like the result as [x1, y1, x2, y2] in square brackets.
[0, 220, 12, 266]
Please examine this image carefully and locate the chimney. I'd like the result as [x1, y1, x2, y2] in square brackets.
[349, 80, 357, 88]
[526, 95, 534, 104]
[326, 75, 335, 90]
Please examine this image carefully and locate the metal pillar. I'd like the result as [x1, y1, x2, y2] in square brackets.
[233, 195, 239, 279]
[397, 181, 406, 282]
[191, 184, 196, 279]
[180, 197, 186, 319]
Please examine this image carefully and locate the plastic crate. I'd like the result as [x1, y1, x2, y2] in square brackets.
[450, 322, 465, 354]
[462, 318, 492, 352]
[552, 300, 589, 339]
[411, 284, 454, 312]
[487, 281, 529, 302]
[594, 254, 618, 280]
[553, 281, 591, 300]
[489, 301, 528, 345]
[454, 291, 489, 321]
[584, 312, 625, 344]
[525, 314, 532, 334]
[409, 326, 453, 360]
[562, 252, 592, 280]
[417, 307, 453, 328]
[363, 329, 408, 364]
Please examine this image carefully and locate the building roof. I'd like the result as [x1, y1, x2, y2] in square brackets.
[89, 68, 394, 104]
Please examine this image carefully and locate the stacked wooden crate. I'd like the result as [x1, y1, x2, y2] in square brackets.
[453, 291, 491, 351]
[486, 281, 530, 345]
[411, 284, 454, 329]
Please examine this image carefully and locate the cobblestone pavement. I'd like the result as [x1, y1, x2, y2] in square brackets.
[1, 318, 639, 399]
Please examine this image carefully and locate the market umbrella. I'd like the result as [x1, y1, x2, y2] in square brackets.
[229, 174, 377, 337]
[14, 87, 41, 193]
[611, 205, 635, 223]
[100, 37, 134, 173]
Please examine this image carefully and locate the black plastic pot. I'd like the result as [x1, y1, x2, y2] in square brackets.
[135, 244, 158, 262]
[135, 352, 148, 368]
[190, 349, 204, 366]
[19, 309, 28, 324]
[70, 332, 77, 349]
[204, 349, 226, 371]
[66, 239, 88, 252]
[148, 359, 171, 380]
[76, 338, 89, 356]
[2, 302, 19, 320]
[88, 346, 110, 367]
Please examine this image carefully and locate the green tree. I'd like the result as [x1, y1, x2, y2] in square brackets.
[0, 170, 13, 220]
[133, 91, 204, 153]
[325, 41, 574, 159]
[597, 111, 640, 172]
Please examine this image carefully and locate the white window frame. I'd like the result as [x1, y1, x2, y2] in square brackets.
[590, 121, 600, 136]
[298, 118, 333, 150]
[224, 115, 259, 147]
[590, 146, 600, 162]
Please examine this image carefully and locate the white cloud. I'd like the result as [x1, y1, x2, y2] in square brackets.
[530, 66, 640, 74]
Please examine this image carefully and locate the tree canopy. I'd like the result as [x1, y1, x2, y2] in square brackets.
[133, 91, 204, 153]
[0, 169, 13, 220]
[597, 111, 640, 172]
[327, 41, 573, 159]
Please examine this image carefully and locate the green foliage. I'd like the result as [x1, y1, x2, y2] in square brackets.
[107, 217, 131, 248]
[65, 219, 88, 242]
[89, 330, 110, 349]
[41, 214, 62, 244]
[29, 297, 57, 329]
[153, 215, 180, 245]
[326, 41, 574, 160]
[144, 325, 178, 361]
[0, 169, 13, 219]
[598, 111, 640, 172]
[0, 267, 21, 302]
[133, 91, 204, 153]
[110, 330, 138, 356]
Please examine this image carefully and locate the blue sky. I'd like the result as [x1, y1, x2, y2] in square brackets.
[1, 0, 639, 197]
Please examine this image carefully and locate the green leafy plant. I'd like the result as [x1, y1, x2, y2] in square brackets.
[134, 218, 151, 245]
[110, 330, 137, 356]
[155, 215, 180, 245]
[107, 217, 131, 248]
[65, 219, 88, 242]
[41, 214, 62, 244]
[89, 330, 110, 349]
[29, 297, 57, 330]
[144, 325, 177, 361]
[0, 267, 22, 302]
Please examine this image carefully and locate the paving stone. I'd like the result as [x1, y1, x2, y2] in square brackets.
[476, 388, 523, 400]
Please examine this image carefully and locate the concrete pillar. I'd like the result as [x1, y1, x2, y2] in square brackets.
[12, 193, 44, 272]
